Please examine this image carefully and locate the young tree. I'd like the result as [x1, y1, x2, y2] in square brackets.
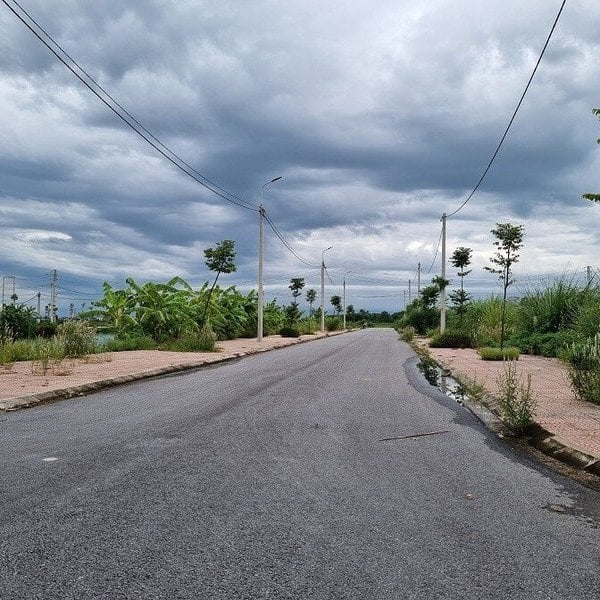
[583, 108, 600, 202]
[203, 240, 237, 323]
[305, 288, 317, 316]
[484, 223, 524, 349]
[286, 277, 305, 324]
[346, 304, 355, 322]
[449, 246, 473, 324]
[330, 294, 342, 315]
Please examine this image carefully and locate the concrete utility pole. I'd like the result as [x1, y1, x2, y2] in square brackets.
[587, 266, 593, 285]
[408, 279, 412, 304]
[37, 292, 41, 317]
[417, 262, 421, 294]
[50, 269, 58, 322]
[440, 213, 447, 334]
[257, 176, 282, 341]
[320, 246, 333, 332]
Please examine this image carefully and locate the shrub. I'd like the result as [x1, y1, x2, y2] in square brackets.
[326, 317, 341, 332]
[478, 347, 520, 361]
[279, 326, 300, 338]
[35, 320, 58, 338]
[564, 334, 600, 405]
[508, 330, 579, 358]
[399, 307, 439, 335]
[399, 326, 415, 342]
[496, 360, 536, 433]
[102, 336, 157, 351]
[197, 321, 217, 351]
[56, 320, 97, 358]
[429, 329, 472, 348]
[0, 305, 37, 340]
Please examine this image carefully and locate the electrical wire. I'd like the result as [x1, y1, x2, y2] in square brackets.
[263, 212, 320, 268]
[424, 223, 444, 274]
[4, 1, 339, 271]
[447, 0, 567, 217]
[3, 0, 258, 213]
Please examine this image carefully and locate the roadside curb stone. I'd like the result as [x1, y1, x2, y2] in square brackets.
[418, 346, 600, 477]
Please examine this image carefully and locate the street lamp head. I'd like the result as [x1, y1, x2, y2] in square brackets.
[270, 176, 283, 183]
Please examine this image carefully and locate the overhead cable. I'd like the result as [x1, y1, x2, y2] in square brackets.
[3, 0, 257, 212]
[447, 0, 567, 217]
[263, 212, 319, 268]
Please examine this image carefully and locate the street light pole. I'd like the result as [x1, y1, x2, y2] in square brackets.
[440, 212, 447, 334]
[257, 176, 282, 341]
[320, 246, 333, 332]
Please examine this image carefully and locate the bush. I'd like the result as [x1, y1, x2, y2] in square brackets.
[478, 347, 520, 361]
[564, 334, 600, 405]
[35, 320, 58, 338]
[279, 326, 300, 338]
[399, 326, 415, 342]
[508, 330, 579, 358]
[399, 307, 439, 335]
[326, 317, 341, 332]
[165, 329, 218, 352]
[429, 329, 472, 348]
[197, 321, 217, 351]
[56, 320, 97, 358]
[496, 360, 536, 433]
[102, 336, 157, 351]
[0, 305, 37, 340]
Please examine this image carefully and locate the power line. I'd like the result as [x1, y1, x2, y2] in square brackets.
[425, 223, 444, 274]
[447, 0, 567, 217]
[3, 0, 258, 213]
[263, 212, 319, 268]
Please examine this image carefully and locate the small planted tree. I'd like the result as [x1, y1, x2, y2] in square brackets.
[305, 288, 317, 316]
[485, 223, 524, 349]
[449, 246, 473, 325]
[285, 277, 305, 326]
[202, 239, 237, 331]
[582, 108, 600, 203]
[330, 295, 342, 315]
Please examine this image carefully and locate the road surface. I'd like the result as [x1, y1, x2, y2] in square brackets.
[1, 328, 598, 599]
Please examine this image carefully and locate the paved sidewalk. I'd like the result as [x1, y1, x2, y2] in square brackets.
[426, 345, 600, 462]
[0, 331, 344, 411]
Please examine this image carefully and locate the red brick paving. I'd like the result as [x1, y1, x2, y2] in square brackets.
[426, 345, 600, 460]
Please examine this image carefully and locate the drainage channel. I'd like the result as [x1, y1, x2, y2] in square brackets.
[417, 358, 470, 405]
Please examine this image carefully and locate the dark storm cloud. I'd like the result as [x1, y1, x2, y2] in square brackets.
[1, 0, 600, 310]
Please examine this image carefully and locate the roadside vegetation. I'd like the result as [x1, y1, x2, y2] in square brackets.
[397, 220, 600, 406]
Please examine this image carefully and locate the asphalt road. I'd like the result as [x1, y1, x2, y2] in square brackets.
[1, 328, 599, 599]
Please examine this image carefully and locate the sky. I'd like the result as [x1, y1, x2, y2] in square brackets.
[0, 0, 599, 315]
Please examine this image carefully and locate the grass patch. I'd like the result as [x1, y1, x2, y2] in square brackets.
[478, 346, 520, 361]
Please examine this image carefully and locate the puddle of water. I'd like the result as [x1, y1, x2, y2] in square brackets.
[417, 359, 470, 405]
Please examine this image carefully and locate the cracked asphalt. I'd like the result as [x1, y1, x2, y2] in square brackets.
[1, 328, 598, 599]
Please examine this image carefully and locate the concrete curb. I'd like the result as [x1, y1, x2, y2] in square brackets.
[0, 330, 348, 413]
[418, 348, 600, 477]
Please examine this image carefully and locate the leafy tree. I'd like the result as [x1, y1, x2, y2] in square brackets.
[285, 277, 305, 325]
[583, 108, 600, 202]
[289, 278, 305, 303]
[330, 294, 342, 315]
[346, 304, 355, 322]
[203, 240, 237, 323]
[305, 288, 317, 316]
[449, 246, 473, 323]
[485, 223, 524, 349]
